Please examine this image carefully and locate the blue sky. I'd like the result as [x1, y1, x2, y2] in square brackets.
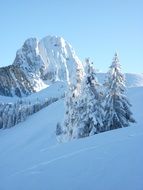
[0, 0, 143, 73]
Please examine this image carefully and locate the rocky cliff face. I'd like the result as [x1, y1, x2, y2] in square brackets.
[0, 65, 35, 97]
[0, 36, 84, 97]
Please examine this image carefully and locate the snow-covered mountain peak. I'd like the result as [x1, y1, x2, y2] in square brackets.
[13, 35, 84, 82]
[22, 37, 40, 55]
[13, 35, 83, 77]
[37, 35, 84, 85]
[41, 35, 66, 46]
[23, 37, 38, 49]
[0, 35, 84, 97]
[39, 35, 78, 60]
[13, 37, 40, 68]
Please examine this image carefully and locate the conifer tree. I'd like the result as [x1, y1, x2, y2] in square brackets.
[62, 65, 83, 141]
[72, 58, 104, 138]
[104, 53, 135, 131]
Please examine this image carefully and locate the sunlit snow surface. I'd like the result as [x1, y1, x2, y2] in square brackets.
[0, 86, 143, 190]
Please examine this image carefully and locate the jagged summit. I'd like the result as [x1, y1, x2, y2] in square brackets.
[0, 35, 84, 97]
[13, 35, 83, 83]
[0, 35, 143, 98]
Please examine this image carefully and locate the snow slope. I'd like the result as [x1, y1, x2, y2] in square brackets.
[0, 81, 66, 104]
[0, 87, 143, 190]
[0, 81, 66, 129]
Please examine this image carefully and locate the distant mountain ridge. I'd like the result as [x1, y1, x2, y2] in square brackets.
[0, 35, 143, 97]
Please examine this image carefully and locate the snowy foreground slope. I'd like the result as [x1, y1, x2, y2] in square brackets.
[0, 87, 143, 190]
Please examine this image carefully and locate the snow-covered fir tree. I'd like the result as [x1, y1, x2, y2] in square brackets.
[62, 65, 83, 141]
[63, 58, 104, 140]
[104, 52, 135, 131]
[72, 58, 104, 138]
[63, 85, 78, 140]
